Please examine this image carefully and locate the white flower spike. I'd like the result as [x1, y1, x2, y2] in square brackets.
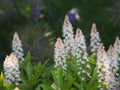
[3, 53, 21, 85]
[62, 15, 75, 58]
[75, 28, 91, 81]
[114, 37, 120, 62]
[90, 23, 101, 55]
[12, 32, 24, 62]
[54, 38, 67, 70]
[97, 44, 116, 90]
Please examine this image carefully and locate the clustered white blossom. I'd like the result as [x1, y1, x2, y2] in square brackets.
[90, 23, 101, 55]
[12, 32, 24, 62]
[54, 15, 119, 89]
[3, 53, 21, 85]
[75, 28, 91, 81]
[107, 45, 119, 76]
[114, 37, 120, 62]
[97, 44, 116, 90]
[54, 15, 91, 79]
[54, 38, 67, 70]
[62, 15, 75, 58]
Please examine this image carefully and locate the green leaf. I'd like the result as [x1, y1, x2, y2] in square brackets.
[34, 62, 42, 76]
[25, 62, 33, 79]
[35, 85, 41, 90]
[0, 72, 4, 85]
[62, 74, 76, 90]
[52, 70, 57, 87]
[40, 84, 54, 90]
[57, 67, 63, 88]
[69, 61, 78, 74]
[20, 75, 27, 86]
[87, 69, 98, 87]
[84, 68, 99, 90]
[0, 72, 5, 90]
[18, 52, 44, 90]
[3, 83, 14, 90]
[88, 54, 96, 65]
[52, 66, 64, 90]
[24, 51, 31, 64]
[73, 82, 84, 90]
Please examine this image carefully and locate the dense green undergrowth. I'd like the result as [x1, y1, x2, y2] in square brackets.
[1, 52, 119, 90]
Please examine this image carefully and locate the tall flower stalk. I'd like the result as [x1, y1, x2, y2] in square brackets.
[107, 45, 119, 76]
[113, 37, 120, 89]
[90, 23, 101, 55]
[12, 32, 24, 62]
[3, 53, 21, 85]
[97, 44, 116, 90]
[62, 15, 75, 58]
[75, 28, 91, 81]
[114, 37, 120, 62]
[54, 38, 67, 70]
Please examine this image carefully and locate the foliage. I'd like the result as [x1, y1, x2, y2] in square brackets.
[0, 36, 119, 89]
[0, 73, 14, 90]
[0, 52, 47, 90]
[18, 52, 46, 90]
[0, 51, 120, 90]
[39, 55, 101, 90]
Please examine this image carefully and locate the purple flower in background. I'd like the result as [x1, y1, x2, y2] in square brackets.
[67, 12, 76, 23]
[30, 8, 40, 18]
[67, 8, 80, 23]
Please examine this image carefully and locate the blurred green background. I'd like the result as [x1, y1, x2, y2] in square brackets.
[0, 0, 120, 70]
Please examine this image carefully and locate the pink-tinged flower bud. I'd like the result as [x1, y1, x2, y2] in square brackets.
[62, 15, 75, 58]
[97, 44, 116, 90]
[107, 45, 118, 75]
[12, 32, 24, 62]
[114, 37, 120, 61]
[90, 23, 101, 55]
[75, 28, 91, 81]
[54, 38, 66, 70]
[3, 53, 21, 85]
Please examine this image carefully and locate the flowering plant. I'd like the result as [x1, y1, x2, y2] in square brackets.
[0, 15, 120, 90]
